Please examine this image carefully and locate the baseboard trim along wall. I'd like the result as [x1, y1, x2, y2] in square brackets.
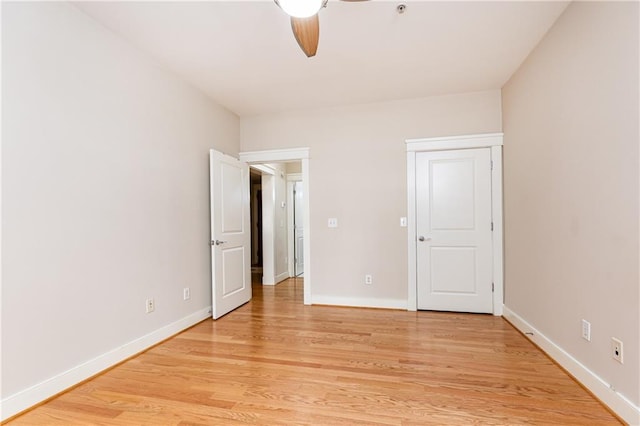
[0, 307, 212, 421]
[503, 306, 640, 425]
[274, 271, 290, 285]
[262, 272, 290, 286]
[311, 295, 406, 310]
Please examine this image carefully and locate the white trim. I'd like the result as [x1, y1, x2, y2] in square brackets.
[287, 173, 302, 182]
[0, 307, 212, 422]
[407, 150, 417, 312]
[239, 148, 312, 305]
[250, 164, 275, 175]
[311, 295, 407, 310]
[490, 145, 504, 316]
[263, 271, 290, 286]
[301, 158, 311, 305]
[406, 133, 504, 315]
[503, 306, 640, 425]
[240, 147, 310, 163]
[275, 271, 289, 284]
[287, 180, 295, 277]
[406, 133, 503, 152]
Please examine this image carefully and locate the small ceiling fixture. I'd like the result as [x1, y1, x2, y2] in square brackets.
[275, 0, 326, 18]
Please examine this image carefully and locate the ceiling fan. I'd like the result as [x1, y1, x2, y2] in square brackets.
[275, 0, 369, 58]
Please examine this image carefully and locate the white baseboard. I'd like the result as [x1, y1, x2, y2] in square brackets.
[275, 271, 289, 284]
[262, 272, 289, 286]
[503, 306, 640, 425]
[311, 295, 407, 310]
[0, 307, 212, 422]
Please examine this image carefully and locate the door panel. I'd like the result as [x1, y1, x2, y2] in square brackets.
[221, 163, 244, 232]
[210, 150, 251, 319]
[222, 246, 246, 296]
[430, 247, 476, 294]
[431, 160, 475, 230]
[416, 148, 492, 313]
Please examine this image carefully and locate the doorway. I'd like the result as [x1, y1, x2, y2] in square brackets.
[250, 169, 263, 283]
[240, 148, 312, 305]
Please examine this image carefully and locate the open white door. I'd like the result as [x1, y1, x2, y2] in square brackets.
[210, 150, 251, 319]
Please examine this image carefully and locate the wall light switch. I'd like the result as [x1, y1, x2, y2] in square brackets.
[581, 319, 591, 341]
[400, 217, 407, 227]
[328, 218, 338, 228]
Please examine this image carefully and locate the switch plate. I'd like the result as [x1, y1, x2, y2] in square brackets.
[183, 288, 191, 301]
[365, 275, 372, 285]
[328, 218, 338, 228]
[400, 217, 407, 227]
[145, 298, 155, 313]
[581, 319, 591, 341]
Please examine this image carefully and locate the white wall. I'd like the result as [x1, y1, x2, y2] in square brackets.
[260, 163, 289, 285]
[274, 164, 289, 282]
[241, 91, 502, 307]
[502, 1, 639, 420]
[1, 2, 239, 417]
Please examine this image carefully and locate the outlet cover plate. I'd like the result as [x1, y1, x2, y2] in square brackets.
[611, 337, 623, 363]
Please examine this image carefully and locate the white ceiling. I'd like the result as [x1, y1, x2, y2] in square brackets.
[74, 1, 569, 117]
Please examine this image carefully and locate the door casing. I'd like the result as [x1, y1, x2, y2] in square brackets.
[406, 133, 504, 315]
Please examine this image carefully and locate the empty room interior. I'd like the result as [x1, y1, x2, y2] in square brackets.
[1, 1, 639, 424]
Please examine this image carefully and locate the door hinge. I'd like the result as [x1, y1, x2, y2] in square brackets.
[492, 282, 495, 292]
[491, 160, 493, 170]
[491, 222, 494, 231]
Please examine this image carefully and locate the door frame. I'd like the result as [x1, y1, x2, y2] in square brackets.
[286, 173, 302, 277]
[406, 133, 504, 315]
[240, 148, 311, 305]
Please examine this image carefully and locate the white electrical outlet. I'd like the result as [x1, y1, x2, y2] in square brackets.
[365, 274, 372, 285]
[183, 287, 191, 301]
[581, 319, 591, 341]
[328, 218, 338, 228]
[611, 337, 623, 363]
[145, 298, 155, 313]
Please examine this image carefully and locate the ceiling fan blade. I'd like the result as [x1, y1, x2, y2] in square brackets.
[290, 15, 319, 58]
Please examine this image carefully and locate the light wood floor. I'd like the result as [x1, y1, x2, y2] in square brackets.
[8, 278, 620, 425]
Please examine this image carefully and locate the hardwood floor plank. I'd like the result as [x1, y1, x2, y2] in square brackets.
[6, 277, 621, 425]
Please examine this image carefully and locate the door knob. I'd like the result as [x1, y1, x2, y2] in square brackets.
[211, 240, 227, 246]
[418, 236, 431, 242]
